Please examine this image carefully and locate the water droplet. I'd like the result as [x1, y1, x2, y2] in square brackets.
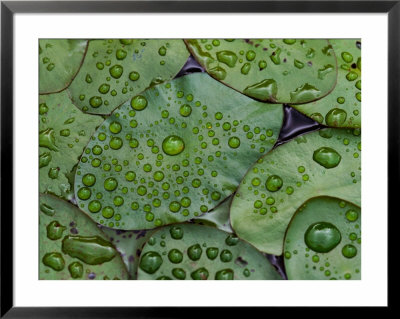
[129, 71, 140, 81]
[62, 235, 116, 265]
[39, 103, 48, 115]
[294, 59, 304, 69]
[109, 64, 123, 79]
[265, 175, 283, 192]
[188, 244, 202, 261]
[241, 63, 251, 75]
[313, 147, 342, 169]
[40, 203, 55, 216]
[46, 221, 66, 240]
[191, 267, 209, 280]
[170, 226, 184, 239]
[179, 104, 192, 117]
[39, 128, 58, 151]
[162, 135, 185, 156]
[341, 51, 353, 63]
[342, 244, 357, 258]
[209, 66, 227, 80]
[104, 177, 118, 191]
[168, 249, 183, 263]
[206, 247, 219, 260]
[225, 234, 239, 246]
[139, 251, 163, 274]
[228, 136, 240, 149]
[39, 152, 52, 169]
[325, 108, 347, 127]
[270, 48, 281, 65]
[68, 261, 83, 278]
[290, 83, 321, 103]
[345, 209, 359, 222]
[304, 222, 341, 253]
[220, 249, 233, 262]
[109, 137, 123, 150]
[172, 268, 186, 280]
[47, 63, 55, 71]
[283, 39, 296, 45]
[77, 187, 91, 200]
[131, 95, 148, 111]
[98, 83, 110, 94]
[216, 50, 238, 67]
[116, 49, 127, 60]
[82, 173, 96, 187]
[243, 79, 277, 101]
[215, 269, 234, 280]
[88, 200, 101, 213]
[89, 96, 102, 108]
[42, 252, 65, 271]
[346, 71, 358, 81]
[318, 64, 334, 79]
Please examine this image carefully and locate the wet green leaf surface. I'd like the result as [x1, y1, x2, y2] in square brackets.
[137, 224, 282, 280]
[292, 39, 361, 128]
[39, 39, 88, 94]
[39, 91, 103, 199]
[186, 39, 337, 104]
[230, 128, 361, 255]
[284, 197, 361, 280]
[68, 39, 190, 115]
[39, 193, 129, 280]
[74, 73, 283, 230]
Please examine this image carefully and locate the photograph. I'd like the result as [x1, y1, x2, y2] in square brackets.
[38, 38, 361, 281]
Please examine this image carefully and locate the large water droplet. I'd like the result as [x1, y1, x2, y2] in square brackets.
[216, 50, 238, 67]
[304, 222, 341, 253]
[325, 108, 347, 127]
[191, 267, 209, 280]
[290, 83, 321, 103]
[243, 79, 278, 101]
[228, 136, 240, 149]
[342, 244, 357, 258]
[170, 226, 184, 239]
[42, 252, 65, 271]
[131, 95, 148, 111]
[68, 261, 83, 279]
[172, 268, 186, 280]
[168, 249, 183, 263]
[162, 135, 185, 156]
[39, 152, 52, 168]
[206, 247, 219, 260]
[313, 147, 342, 169]
[61, 235, 117, 265]
[46, 221, 66, 240]
[109, 64, 123, 79]
[187, 243, 202, 261]
[139, 251, 163, 274]
[265, 175, 283, 192]
[39, 128, 58, 151]
[215, 269, 234, 280]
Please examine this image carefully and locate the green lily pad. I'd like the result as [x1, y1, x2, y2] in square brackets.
[192, 195, 234, 233]
[39, 193, 129, 280]
[137, 224, 282, 280]
[68, 39, 190, 115]
[74, 73, 283, 230]
[186, 39, 337, 104]
[39, 91, 103, 200]
[230, 127, 361, 255]
[100, 227, 155, 279]
[284, 196, 361, 280]
[292, 39, 361, 128]
[39, 39, 88, 94]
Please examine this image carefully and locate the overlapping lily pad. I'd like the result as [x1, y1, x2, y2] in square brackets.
[230, 128, 361, 255]
[100, 226, 154, 279]
[192, 195, 234, 233]
[39, 193, 129, 280]
[186, 39, 337, 104]
[137, 224, 282, 280]
[292, 39, 361, 128]
[39, 91, 103, 199]
[284, 196, 361, 280]
[68, 39, 190, 115]
[74, 73, 283, 230]
[39, 39, 88, 94]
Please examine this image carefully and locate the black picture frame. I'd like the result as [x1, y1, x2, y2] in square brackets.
[1, 0, 394, 317]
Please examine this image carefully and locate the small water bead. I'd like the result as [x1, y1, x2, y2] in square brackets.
[188, 244, 202, 261]
[145, 212, 154, 221]
[113, 196, 124, 206]
[169, 201, 181, 213]
[346, 71, 358, 81]
[225, 234, 239, 246]
[325, 108, 347, 127]
[47, 63, 55, 71]
[258, 60, 267, 70]
[179, 104, 192, 117]
[342, 244, 357, 258]
[215, 269, 234, 280]
[298, 166, 305, 173]
[42, 252, 65, 271]
[158, 46, 167, 56]
[356, 92, 361, 102]
[313, 147, 342, 169]
[116, 49, 127, 60]
[191, 267, 209, 280]
[349, 233, 357, 241]
[294, 59, 304, 69]
[304, 222, 342, 253]
[137, 186, 147, 196]
[265, 175, 283, 192]
[102, 206, 114, 219]
[228, 136, 240, 149]
[77, 187, 91, 200]
[109, 64, 123, 79]
[266, 197, 275, 205]
[131, 95, 148, 111]
[162, 135, 185, 156]
[180, 197, 191, 208]
[206, 247, 219, 260]
[46, 221, 66, 240]
[345, 209, 359, 222]
[241, 63, 251, 75]
[139, 251, 163, 274]
[48, 167, 59, 179]
[88, 200, 101, 213]
[68, 262, 83, 279]
[104, 177, 118, 191]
